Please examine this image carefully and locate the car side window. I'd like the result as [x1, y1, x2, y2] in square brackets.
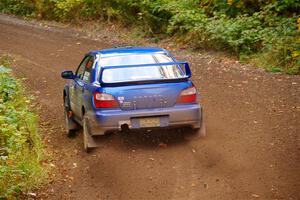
[76, 56, 90, 80]
[82, 57, 94, 83]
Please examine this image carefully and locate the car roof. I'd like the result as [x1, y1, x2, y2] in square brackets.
[90, 46, 168, 57]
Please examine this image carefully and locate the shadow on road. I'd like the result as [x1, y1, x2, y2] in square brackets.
[74, 128, 193, 153]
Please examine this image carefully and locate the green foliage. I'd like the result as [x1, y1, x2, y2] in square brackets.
[0, 0, 36, 16]
[0, 0, 299, 74]
[43, 0, 171, 33]
[0, 57, 47, 198]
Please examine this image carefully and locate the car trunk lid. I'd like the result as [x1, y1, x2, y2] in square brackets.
[103, 82, 191, 110]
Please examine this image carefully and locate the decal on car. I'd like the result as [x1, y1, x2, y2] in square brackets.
[117, 96, 125, 103]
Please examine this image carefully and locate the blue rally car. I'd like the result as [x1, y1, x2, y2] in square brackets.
[61, 46, 205, 151]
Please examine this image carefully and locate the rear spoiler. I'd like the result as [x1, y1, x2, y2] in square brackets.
[99, 61, 192, 86]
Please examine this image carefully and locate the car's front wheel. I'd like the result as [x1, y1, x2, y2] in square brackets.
[64, 95, 78, 137]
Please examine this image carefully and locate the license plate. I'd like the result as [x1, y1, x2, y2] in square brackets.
[139, 117, 160, 128]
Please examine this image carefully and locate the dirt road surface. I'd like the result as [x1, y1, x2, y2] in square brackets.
[0, 14, 299, 200]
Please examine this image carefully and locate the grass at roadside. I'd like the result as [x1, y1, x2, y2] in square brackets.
[0, 55, 48, 199]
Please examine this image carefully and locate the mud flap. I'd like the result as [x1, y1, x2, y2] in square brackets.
[199, 120, 206, 137]
[198, 108, 206, 137]
[185, 107, 206, 140]
[83, 117, 102, 152]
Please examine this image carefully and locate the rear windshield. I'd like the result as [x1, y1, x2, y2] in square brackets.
[100, 53, 186, 83]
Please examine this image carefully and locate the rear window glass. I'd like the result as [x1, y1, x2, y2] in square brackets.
[100, 53, 173, 66]
[100, 53, 185, 83]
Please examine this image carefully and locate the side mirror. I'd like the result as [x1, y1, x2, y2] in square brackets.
[61, 70, 75, 79]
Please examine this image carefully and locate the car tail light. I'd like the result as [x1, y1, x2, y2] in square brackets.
[177, 86, 197, 104]
[93, 92, 118, 108]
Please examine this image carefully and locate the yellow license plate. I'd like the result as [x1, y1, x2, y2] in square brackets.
[139, 117, 160, 128]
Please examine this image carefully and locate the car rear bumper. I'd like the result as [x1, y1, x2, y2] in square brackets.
[86, 104, 202, 135]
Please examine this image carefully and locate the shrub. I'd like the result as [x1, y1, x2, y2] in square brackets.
[163, 1, 299, 74]
[0, 57, 47, 198]
[0, 0, 299, 74]
[0, 0, 36, 16]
